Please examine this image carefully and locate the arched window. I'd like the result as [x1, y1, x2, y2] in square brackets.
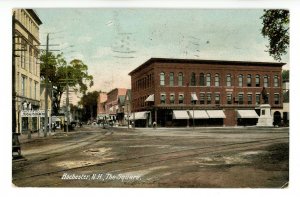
[264, 75, 269, 87]
[256, 74, 260, 87]
[238, 74, 243, 87]
[274, 75, 279, 87]
[206, 73, 211, 86]
[215, 74, 220, 87]
[199, 73, 205, 86]
[190, 72, 196, 86]
[226, 74, 232, 87]
[160, 72, 165, 86]
[247, 74, 252, 87]
[169, 72, 174, 86]
[178, 72, 183, 86]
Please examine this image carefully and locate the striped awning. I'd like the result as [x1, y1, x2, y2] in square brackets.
[237, 110, 259, 118]
[173, 110, 189, 119]
[206, 110, 226, 118]
[188, 110, 209, 119]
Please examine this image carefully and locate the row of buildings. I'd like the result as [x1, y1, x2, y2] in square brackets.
[98, 58, 289, 127]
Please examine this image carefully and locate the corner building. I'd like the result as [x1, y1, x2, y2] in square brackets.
[129, 58, 284, 127]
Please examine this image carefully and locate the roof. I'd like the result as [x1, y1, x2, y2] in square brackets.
[26, 9, 42, 25]
[129, 57, 286, 75]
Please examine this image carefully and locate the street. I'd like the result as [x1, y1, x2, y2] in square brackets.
[12, 126, 289, 188]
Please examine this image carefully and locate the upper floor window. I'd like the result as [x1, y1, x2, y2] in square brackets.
[247, 74, 252, 87]
[264, 75, 269, 87]
[215, 93, 220, 105]
[255, 74, 260, 87]
[274, 75, 279, 87]
[170, 94, 175, 104]
[207, 93, 212, 104]
[169, 72, 174, 86]
[200, 93, 205, 104]
[199, 73, 205, 86]
[178, 72, 183, 86]
[256, 94, 261, 105]
[179, 94, 184, 104]
[160, 72, 165, 86]
[190, 72, 196, 86]
[21, 75, 26, 97]
[215, 74, 220, 87]
[160, 93, 166, 104]
[226, 74, 232, 87]
[238, 93, 244, 104]
[247, 94, 252, 104]
[274, 93, 280, 105]
[206, 73, 211, 86]
[227, 93, 232, 104]
[238, 74, 243, 87]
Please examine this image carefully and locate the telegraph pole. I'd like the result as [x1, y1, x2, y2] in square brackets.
[43, 33, 49, 137]
[66, 70, 69, 133]
[12, 12, 16, 134]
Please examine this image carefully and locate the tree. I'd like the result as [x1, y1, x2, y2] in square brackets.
[79, 91, 99, 121]
[261, 9, 289, 61]
[282, 70, 289, 81]
[40, 52, 94, 115]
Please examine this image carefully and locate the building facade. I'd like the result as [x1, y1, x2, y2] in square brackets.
[13, 9, 42, 133]
[129, 58, 285, 127]
[105, 88, 127, 121]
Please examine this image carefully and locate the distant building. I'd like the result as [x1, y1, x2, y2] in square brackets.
[129, 58, 285, 127]
[13, 9, 42, 133]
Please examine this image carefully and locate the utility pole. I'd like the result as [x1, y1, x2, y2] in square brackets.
[12, 12, 16, 134]
[43, 33, 49, 137]
[66, 72, 69, 133]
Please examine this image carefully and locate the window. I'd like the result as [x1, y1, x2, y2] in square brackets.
[206, 73, 211, 86]
[207, 93, 211, 104]
[21, 75, 26, 96]
[238, 93, 244, 104]
[247, 74, 252, 87]
[190, 72, 196, 86]
[160, 72, 165, 86]
[199, 73, 205, 86]
[215, 93, 220, 105]
[274, 93, 280, 104]
[200, 93, 205, 104]
[255, 75, 260, 87]
[178, 72, 183, 86]
[247, 94, 252, 104]
[34, 81, 37, 100]
[227, 93, 232, 104]
[170, 94, 175, 104]
[179, 94, 184, 104]
[29, 47, 32, 73]
[29, 79, 32, 98]
[274, 75, 279, 87]
[21, 40, 26, 68]
[256, 94, 261, 105]
[160, 93, 166, 104]
[215, 74, 220, 87]
[238, 74, 243, 87]
[226, 74, 232, 87]
[169, 72, 174, 86]
[264, 75, 269, 87]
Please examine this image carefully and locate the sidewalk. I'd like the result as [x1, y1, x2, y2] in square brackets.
[18, 129, 64, 144]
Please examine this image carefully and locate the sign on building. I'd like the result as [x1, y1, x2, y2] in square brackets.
[21, 110, 45, 117]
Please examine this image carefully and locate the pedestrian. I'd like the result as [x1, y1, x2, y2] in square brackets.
[153, 121, 157, 129]
[52, 122, 56, 132]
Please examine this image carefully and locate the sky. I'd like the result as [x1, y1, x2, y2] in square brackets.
[35, 8, 290, 93]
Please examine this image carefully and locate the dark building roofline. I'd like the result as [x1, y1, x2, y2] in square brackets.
[26, 9, 42, 25]
[128, 57, 286, 75]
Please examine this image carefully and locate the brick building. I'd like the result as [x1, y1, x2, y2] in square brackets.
[128, 58, 285, 127]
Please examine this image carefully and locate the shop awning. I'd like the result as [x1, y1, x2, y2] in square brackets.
[173, 110, 189, 119]
[191, 93, 198, 101]
[206, 110, 226, 118]
[51, 117, 61, 122]
[237, 110, 259, 118]
[129, 111, 149, 120]
[145, 94, 154, 102]
[188, 110, 209, 119]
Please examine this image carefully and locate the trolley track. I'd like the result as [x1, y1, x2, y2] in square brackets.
[13, 136, 288, 184]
